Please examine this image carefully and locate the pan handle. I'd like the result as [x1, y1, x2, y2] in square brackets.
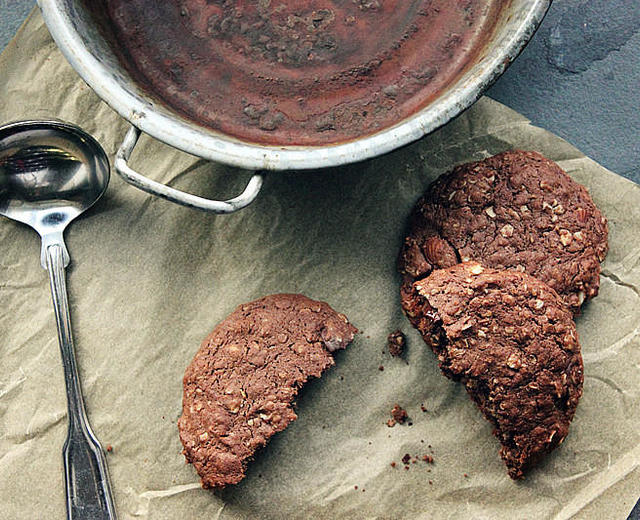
[114, 125, 264, 213]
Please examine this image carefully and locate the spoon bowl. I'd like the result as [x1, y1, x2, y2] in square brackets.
[0, 120, 109, 249]
[0, 120, 115, 519]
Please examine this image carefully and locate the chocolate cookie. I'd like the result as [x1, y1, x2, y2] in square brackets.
[178, 294, 357, 488]
[399, 151, 608, 314]
[405, 262, 583, 479]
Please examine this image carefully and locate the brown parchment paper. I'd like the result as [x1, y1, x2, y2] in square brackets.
[1, 10, 639, 520]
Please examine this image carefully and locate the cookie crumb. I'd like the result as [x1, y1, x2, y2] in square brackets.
[387, 419, 396, 428]
[464, 473, 469, 478]
[391, 462, 396, 468]
[378, 365, 384, 371]
[391, 404, 408, 424]
[422, 455, 434, 464]
[402, 453, 411, 465]
[387, 330, 406, 357]
[106, 445, 113, 453]
[429, 480, 433, 485]
[420, 405, 428, 413]
[354, 485, 358, 490]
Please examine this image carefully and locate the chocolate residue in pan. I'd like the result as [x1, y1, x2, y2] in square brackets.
[101, 0, 502, 145]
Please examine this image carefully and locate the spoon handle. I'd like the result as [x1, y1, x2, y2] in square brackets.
[45, 240, 117, 520]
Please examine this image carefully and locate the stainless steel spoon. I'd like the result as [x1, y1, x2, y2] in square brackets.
[0, 120, 116, 519]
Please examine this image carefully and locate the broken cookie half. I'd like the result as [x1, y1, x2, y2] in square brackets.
[178, 294, 357, 488]
[406, 262, 583, 479]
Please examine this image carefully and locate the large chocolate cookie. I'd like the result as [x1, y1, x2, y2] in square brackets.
[399, 151, 608, 314]
[178, 294, 357, 488]
[405, 262, 583, 479]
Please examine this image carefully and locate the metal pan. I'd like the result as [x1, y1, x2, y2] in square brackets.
[37, 0, 550, 213]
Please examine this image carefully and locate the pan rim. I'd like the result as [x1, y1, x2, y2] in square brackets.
[37, 0, 551, 171]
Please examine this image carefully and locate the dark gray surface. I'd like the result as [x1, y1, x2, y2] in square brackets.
[0, 0, 33, 50]
[487, 0, 640, 184]
[631, 498, 640, 520]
